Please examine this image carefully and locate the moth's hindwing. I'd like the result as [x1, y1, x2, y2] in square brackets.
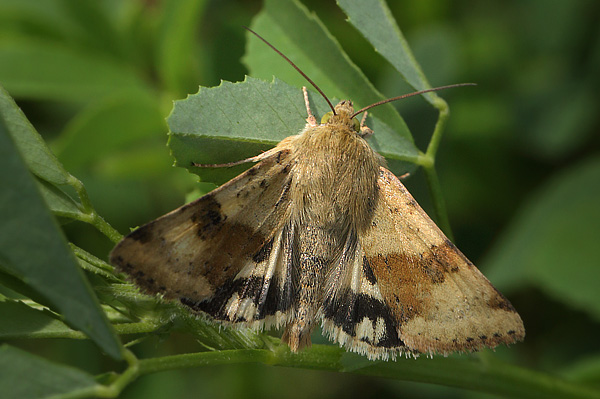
[356, 167, 525, 356]
[321, 230, 410, 360]
[110, 149, 296, 329]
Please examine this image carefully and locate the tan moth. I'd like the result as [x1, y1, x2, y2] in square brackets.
[110, 28, 524, 360]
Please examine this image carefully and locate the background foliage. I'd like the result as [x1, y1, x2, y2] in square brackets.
[1, 0, 599, 398]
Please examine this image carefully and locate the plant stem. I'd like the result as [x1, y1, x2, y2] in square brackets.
[9, 321, 163, 341]
[351, 354, 600, 399]
[67, 174, 123, 243]
[138, 349, 274, 374]
[421, 159, 454, 241]
[416, 95, 455, 240]
[425, 97, 450, 160]
[109, 347, 600, 399]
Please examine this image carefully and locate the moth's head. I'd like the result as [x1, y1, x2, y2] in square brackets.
[321, 100, 360, 132]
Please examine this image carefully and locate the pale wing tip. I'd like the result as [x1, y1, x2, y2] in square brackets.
[400, 311, 525, 356]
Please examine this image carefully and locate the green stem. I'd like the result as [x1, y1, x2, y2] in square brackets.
[352, 354, 600, 399]
[89, 212, 123, 243]
[45, 350, 140, 399]
[415, 96, 454, 240]
[421, 160, 454, 241]
[138, 349, 274, 374]
[95, 349, 141, 398]
[382, 152, 421, 165]
[425, 97, 450, 160]
[99, 347, 600, 399]
[10, 321, 163, 341]
[67, 174, 123, 243]
[113, 321, 165, 335]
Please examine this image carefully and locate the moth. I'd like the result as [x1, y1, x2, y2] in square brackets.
[110, 29, 524, 360]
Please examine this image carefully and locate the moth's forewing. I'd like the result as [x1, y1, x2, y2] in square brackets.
[110, 149, 296, 328]
[360, 168, 525, 355]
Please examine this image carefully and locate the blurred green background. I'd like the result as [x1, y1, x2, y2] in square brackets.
[1, 0, 599, 398]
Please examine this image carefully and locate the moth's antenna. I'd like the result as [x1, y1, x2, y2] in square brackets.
[350, 83, 477, 119]
[243, 26, 336, 114]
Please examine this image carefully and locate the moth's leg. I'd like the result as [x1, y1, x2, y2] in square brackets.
[358, 111, 374, 138]
[191, 155, 261, 168]
[303, 86, 318, 126]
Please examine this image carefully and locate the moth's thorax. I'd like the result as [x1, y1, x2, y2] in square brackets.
[285, 105, 382, 234]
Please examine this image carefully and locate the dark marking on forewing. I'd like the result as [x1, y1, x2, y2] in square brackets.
[127, 224, 155, 244]
[362, 256, 377, 285]
[322, 288, 404, 348]
[366, 195, 377, 215]
[187, 195, 226, 239]
[181, 274, 293, 321]
[275, 181, 292, 208]
[114, 258, 142, 280]
[487, 290, 517, 312]
[252, 237, 275, 263]
[246, 165, 259, 176]
[275, 149, 291, 164]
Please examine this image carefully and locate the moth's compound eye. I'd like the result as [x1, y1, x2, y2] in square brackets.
[352, 117, 360, 132]
[321, 111, 334, 124]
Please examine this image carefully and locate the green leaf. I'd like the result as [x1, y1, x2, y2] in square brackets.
[53, 92, 166, 171]
[167, 77, 418, 185]
[0, 299, 74, 339]
[0, 345, 97, 399]
[562, 355, 600, 385]
[0, 39, 148, 102]
[243, 0, 412, 141]
[337, 0, 435, 103]
[0, 85, 71, 185]
[0, 109, 122, 359]
[0, 84, 91, 223]
[526, 85, 596, 160]
[0, 270, 49, 306]
[484, 156, 600, 320]
[156, 0, 208, 96]
[0, 0, 80, 40]
[59, 0, 126, 58]
[36, 179, 83, 219]
[72, 245, 122, 283]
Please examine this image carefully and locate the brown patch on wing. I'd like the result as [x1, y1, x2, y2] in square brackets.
[361, 167, 524, 355]
[110, 149, 294, 304]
